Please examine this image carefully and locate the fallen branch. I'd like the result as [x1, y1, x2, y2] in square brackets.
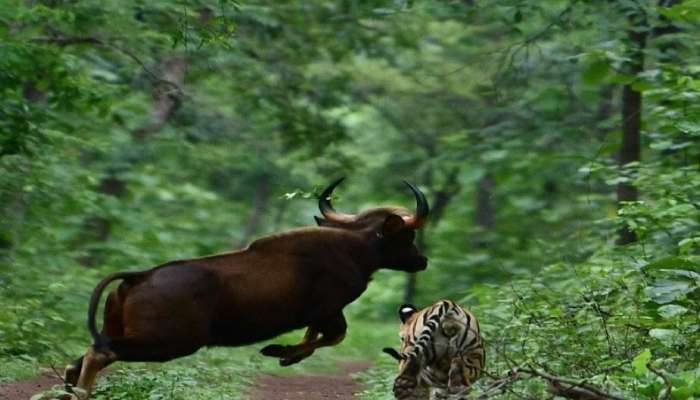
[48, 362, 67, 385]
[474, 368, 523, 399]
[473, 366, 625, 400]
[523, 367, 625, 400]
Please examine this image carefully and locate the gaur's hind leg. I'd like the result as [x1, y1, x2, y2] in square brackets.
[73, 346, 117, 399]
[63, 355, 84, 390]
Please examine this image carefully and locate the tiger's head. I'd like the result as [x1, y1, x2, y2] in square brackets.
[382, 304, 420, 373]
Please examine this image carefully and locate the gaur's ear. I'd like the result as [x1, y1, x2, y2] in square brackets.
[398, 304, 417, 323]
[382, 214, 405, 235]
[382, 347, 403, 361]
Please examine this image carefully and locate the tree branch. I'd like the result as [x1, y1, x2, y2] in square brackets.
[31, 35, 184, 95]
[474, 367, 625, 400]
[647, 363, 672, 400]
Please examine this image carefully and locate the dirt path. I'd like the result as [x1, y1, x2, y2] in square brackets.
[0, 362, 371, 400]
[0, 371, 64, 400]
[249, 361, 370, 400]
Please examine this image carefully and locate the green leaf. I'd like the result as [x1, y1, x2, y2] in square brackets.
[643, 257, 699, 272]
[632, 348, 651, 375]
[657, 304, 688, 319]
[678, 238, 700, 254]
[582, 59, 610, 85]
[671, 385, 693, 400]
[644, 279, 693, 304]
[675, 121, 700, 137]
[649, 328, 681, 346]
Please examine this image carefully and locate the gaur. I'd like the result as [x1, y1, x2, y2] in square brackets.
[63, 178, 430, 399]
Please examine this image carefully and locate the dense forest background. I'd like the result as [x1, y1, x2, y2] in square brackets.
[2, 0, 700, 399]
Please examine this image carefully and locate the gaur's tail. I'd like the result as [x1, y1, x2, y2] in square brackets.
[87, 271, 142, 350]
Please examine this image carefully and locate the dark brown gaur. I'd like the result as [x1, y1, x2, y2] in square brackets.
[63, 178, 429, 399]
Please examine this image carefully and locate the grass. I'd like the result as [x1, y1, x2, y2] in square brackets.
[14, 317, 398, 400]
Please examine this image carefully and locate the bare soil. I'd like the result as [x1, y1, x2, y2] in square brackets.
[249, 361, 370, 400]
[0, 362, 371, 400]
[0, 371, 64, 400]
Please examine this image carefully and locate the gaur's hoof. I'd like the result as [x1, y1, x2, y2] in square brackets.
[64, 363, 81, 391]
[279, 355, 303, 366]
[260, 344, 289, 357]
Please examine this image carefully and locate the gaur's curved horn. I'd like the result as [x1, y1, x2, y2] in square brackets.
[318, 177, 355, 223]
[402, 181, 429, 229]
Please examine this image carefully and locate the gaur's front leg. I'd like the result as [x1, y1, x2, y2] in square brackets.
[260, 326, 318, 359]
[260, 313, 347, 366]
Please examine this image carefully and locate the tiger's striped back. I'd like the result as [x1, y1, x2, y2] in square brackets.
[388, 300, 485, 399]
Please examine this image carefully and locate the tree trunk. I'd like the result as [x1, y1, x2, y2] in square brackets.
[474, 174, 494, 229]
[236, 175, 271, 248]
[403, 168, 461, 304]
[272, 199, 290, 230]
[79, 56, 188, 265]
[403, 229, 424, 304]
[132, 56, 187, 140]
[616, 4, 647, 246]
[473, 173, 494, 248]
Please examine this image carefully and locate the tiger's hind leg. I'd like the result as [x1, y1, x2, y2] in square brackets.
[394, 381, 428, 400]
[393, 357, 425, 399]
[446, 357, 473, 400]
[393, 373, 418, 399]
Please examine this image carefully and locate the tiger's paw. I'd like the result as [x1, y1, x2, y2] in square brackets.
[393, 374, 418, 399]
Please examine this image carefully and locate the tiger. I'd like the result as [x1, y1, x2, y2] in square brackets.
[382, 299, 485, 400]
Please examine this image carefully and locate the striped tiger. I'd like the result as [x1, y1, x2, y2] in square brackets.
[382, 300, 485, 400]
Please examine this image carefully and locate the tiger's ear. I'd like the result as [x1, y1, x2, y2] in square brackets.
[398, 304, 417, 323]
[382, 347, 403, 361]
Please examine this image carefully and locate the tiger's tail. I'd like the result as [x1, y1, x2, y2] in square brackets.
[441, 318, 462, 337]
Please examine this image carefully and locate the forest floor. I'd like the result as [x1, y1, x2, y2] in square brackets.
[0, 371, 64, 400]
[0, 361, 371, 400]
[249, 361, 370, 400]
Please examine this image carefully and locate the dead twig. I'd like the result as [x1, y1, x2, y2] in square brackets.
[646, 363, 672, 400]
[473, 366, 625, 400]
[522, 367, 625, 400]
[475, 368, 523, 399]
[48, 362, 67, 385]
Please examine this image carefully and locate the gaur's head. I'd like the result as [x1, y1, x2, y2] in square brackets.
[314, 178, 429, 272]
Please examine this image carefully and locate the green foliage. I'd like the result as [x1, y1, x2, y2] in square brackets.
[2, 0, 700, 399]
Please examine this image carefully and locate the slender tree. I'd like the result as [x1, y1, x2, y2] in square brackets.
[616, 2, 647, 245]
